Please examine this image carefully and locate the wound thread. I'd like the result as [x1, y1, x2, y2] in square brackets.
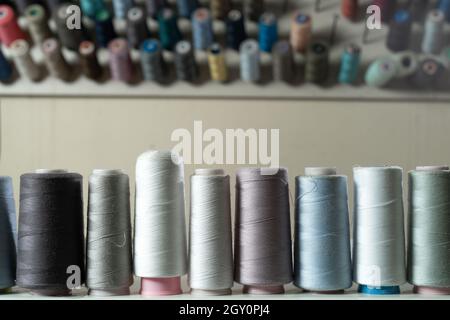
[341, 0, 358, 21]
[95, 9, 117, 48]
[54, 3, 84, 51]
[305, 41, 330, 85]
[145, 0, 166, 18]
[140, 38, 166, 83]
[79, 40, 103, 81]
[208, 42, 228, 82]
[210, 0, 231, 20]
[272, 40, 294, 83]
[10, 39, 42, 81]
[386, 10, 412, 52]
[0, 47, 13, 82]
[225, 10, 247, 51]
[108, 38, 133, 83]
[127, 6, 150, 49]
[244, 0, 264, 22]
[0, 5, 27, 47]
[338, 43, 361, 84]
[422, 9, 445, 55]
[158, 8, 182, 51]
[25, 4, 52, 46]
[240, 39, 260, 83]
[176, 0, 198, 19]
[258, 12, 278, 53]
[192, 8, 214, 51]
[365, 57, 398, 87]
[42, 37, 72, 81]
[174, 40, 198, 82]
[112, 0, 134, 20]
[290, 12, 311, 53]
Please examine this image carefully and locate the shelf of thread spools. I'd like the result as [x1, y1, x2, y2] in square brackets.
[0, 0, 450, 100]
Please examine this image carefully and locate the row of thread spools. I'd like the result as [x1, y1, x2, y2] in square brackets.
[1, 153, 450, 296]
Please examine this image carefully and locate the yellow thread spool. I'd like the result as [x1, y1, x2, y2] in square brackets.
[208, 43, 228, 82]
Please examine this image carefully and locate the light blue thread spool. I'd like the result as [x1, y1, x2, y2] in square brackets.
[422, 10, 445, 55]
[338, 44, 361, 84]
[112, 0, 134, 20]
[192, 8, 214, 51]
[365, 57, 398, 87]
[240, 39, 260, 83]
[438, 0, 450, 22]
[258, 12, 278, 53]
[177, 0, 198, 18]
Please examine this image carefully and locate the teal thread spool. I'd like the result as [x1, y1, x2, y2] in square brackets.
[81, 0, 106, 19]
[158, 8, 182, 50]
[338, 44, 361, 84]
[365, 57, 398, 87]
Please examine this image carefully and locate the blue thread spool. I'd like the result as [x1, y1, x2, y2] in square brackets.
[95, 9, 117, 48]
[0, 49, 13, 81]
[359, 285, 400, 295]
[258, 12, 278, 53]
[158, 8, 182, 50]
[386, 10, 412, 52]
[192, 8, 214, 51]
[80, 0, 106, 19]
[365, 57, 398, 87]
[112, 0, 134, 20]
[226, 10, 247, 51]
[438, 0, 450, 21]
[177, 0, 198, 18]
[338, 44, 361, 84]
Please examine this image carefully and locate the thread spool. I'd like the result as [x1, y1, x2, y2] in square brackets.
[176, 0, 197, 19]
[372, 0, 397, 23]
[258, 12, 278, 53]
[338, 43, 361, 84]
[54, 3, 84, 51]
[140, 38, 166, 83]
[87, 169, 133, 297]
[45, 0, 65, 15]
[127, 7, 149, 49]
[95, 9, 117, 48]
[353, 167, 406, 295]
[408, 166, 450, 295]
[25, 4, 51, 45]
[189, 169, 233, 296]
[438, 0, 450, 22]
[112, 0, 134, 20]
[210, 0, 231, 20]
[393, 51, 418, 78]
[158, 8, 182, 51]
[0, 48, 13, 82]
[240, 39, 260, 83]
[290, 12, 311, 53]
[411, 56, 445, 89]
[192, 8, 213, 51]
[208, 43, 228, 82]
[10, 39, 42, 81]
[409, 0, 428, 22]
[108, 38, 133, 83]
[422, 10, 445, 55]
[134, 150, 187, 296]
[145, 0, 166, 18]
[341, 0, 358, 21]
[0, 5, 26, 47]
[14, 0, 35, 15]
[79, 40, 102, 81]
[305, 42, 330, 85]
[235, 168, 293, 295]
[272, 40, 294, 83]
[17, 169, 85, 297]
[225, 10, 247, 51]
[42, 37, 72, 81]
[174, 40, 198, 82]
[365, 57, 398, 87]
[294, 168, 352, 293]
[386, 10, 412, 52]
[0, 177, 17, 293]
[80, 0, 106, 19]
[244, 0, 264, 22]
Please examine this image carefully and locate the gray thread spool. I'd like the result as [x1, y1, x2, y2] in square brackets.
[42, 38, 72, 81]
[393, 51, 418, 78]
[127, 7, 149, 49]
[408, 166, 450, 295]
[174, 40, 198, 82]
[145, 0, 166, 18]
[10, 39, 42, 82]
[240, 39, 260, 83]
[25, 4, 52, 46]
[294, 168, 352, 293]
[305, 42, 330, 85]
[353, 166, 406, 289]
[54, 3, 84, 51]
[189, 169, 233, 296]
[422, 10, 445, 55]
[412, 56, 446, 89]
[235, 168, 293, 295]
[272, 40, 294, 83]
[0, 176, 17, 293]
[87, 170, 133, 297]
[134, 150, 187, 296]
[140, 39, 166, 83]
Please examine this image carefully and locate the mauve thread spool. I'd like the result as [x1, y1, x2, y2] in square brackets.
[411, 57, 445, 89]
[140, 38, 166, 83]
[54, 3, 84, 51]
[0, 5, 26, 47]
[225, 10, 247, 51]
[272, 40, 294, 83]
[42, 37, 72, 81]
[87, 170, 133, 297]
[408, 166, 450, 295]
[79, 40, 102, 81]
[305, 42, 330, 85]
[174, 40, 198, 82]
[189, 169, 233, 296]
[372, 0, 397, 23]
[386, 10, 412, 52]
[210, 0, 231, 20]
[341, 0, 358, 22]
[95, 9, 117, 48]
[17, 169, 85, 296]
[145, 0, 166, 18]
[10, 39, 42, 81]
[108, 38, 133, 83]
[25, 4, 52, 45]
[235, 168, 293, 295]
[294, 168, 352, 294]
[0, 177, 17, 293]
[244, 0, 264, 22]
[127, 7, 150, 49]
[290, 12, 311, 53]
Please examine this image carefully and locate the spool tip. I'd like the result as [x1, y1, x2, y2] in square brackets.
[414, 286, 450, 295]
[140, 277, 182, 296]
[358, 285, 400, 295]
[243, 285, 285, 295]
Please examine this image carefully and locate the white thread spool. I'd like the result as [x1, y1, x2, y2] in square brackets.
[305, 167, 337, 176]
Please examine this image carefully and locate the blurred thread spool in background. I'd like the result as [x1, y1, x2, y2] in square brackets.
[208, 43, 228, 82]
[338, 43, 361, 84]
[145, 0, 166, 18]
[54, 3, 84, 51]
[365, 57, 398, 87]
[341, 0, 358, 22]
[17, 170, 85, 297]
[290, 12, 311, 53]
[112, 0, 134, 20]
[258, 12, 278, 53]
[10, 39, 42, 81]
[0, 5, 26, 47]
[244, 0, 264, 22]
[25, 4, 52, 45]
[79, 40, 102, 81]
[393, 51, 418, 79]
[353, 166, 406, 295]
[240, 39, 260, 83]
[192, 8, 214, 51]
[134, 150, 188, 296]
[210, 0, 231, 20]
[174, 40, 198, 82]
[189, 169, 234, 296]
[108, 38, 133, 83]
[140, 38, 166, 83]
[95, 9, 117, 48]
[305, 42, 330, 85]
[0, 48, 13, 81]
[235, 168, 293, 295]
[408, 166, 450, 295]
[42, 37, 72, 81]
[272, 40, 294, 83]
[176, 0, 198, 18]
[225, 10, 247, 51]
[86, 169, 133, 297]
[372, 0, 397, 23]
[294, 168, 352, 293]
[45, 0, 66, 15]
[14, 0, 34, 15]
[80, 0, 106, 19]
[0, 177, 17, 293]
[158, 7, 182, 51]
[386, 10, 412, 52]
[438, 0, 450, 22]
[409, 0, 428, 22]
[411, 56, 446, 89]
[422, 9, 445, 55]
[127, 7, 150, 49]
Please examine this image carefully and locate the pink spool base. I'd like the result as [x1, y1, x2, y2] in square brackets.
[140, 277, 182, 296]
[414, 286, 450, 295]
[243, 285, 285, 295]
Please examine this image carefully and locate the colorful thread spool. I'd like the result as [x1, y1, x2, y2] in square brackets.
[290, 12, 311, 53]
[372, 0, 397, 23]
[0, 48, 13, 81]
[225, 10, 247, 51]
[79, 40, 103, 81]
[80, 0, 106, 19]
[409, 0, 428, 22]
[10, 39, 42, 81]
[305, 42, 330, 85]
[422, 10, 445, 55]
[240, 39, 260, 83]
[338, 43, 361, 84]
[127, 7, 150, 49]
[411, 56, 446, 89]
[108, 38, 133, 83]
[393, 51, 418, 78]
[386, 10, 412, 52]
[341, 0, 358, 21]
[95, 9, 117, 48]
[438, 0, 450, 22]
[258, 12, 278, 53]
[145, 0, 166, 18]
[176, 0, 198, 19]
[42, 37, 72, 81]
[272, 40, 294, 83]
[365, 57, 398, 87]
[112, 0, 134, 20]
[0, 5, 26, 47]
[208, 43, 228, 82]
[210, 0, 231, 20]
[192, 8, 213, 51]
[158, 8, 182, 51]
[140, 38, 166, 83]
[174, 40, 198, 82]
[25, 4, 52, 45]
[54, 3, 84, 51]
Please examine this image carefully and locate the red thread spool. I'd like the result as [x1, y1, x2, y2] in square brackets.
[341, 0, 358, 21]
[0, 5, 26, 47]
